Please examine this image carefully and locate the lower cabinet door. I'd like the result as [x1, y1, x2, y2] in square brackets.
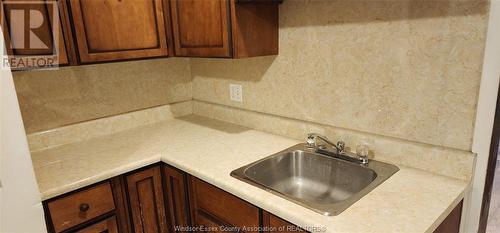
[433, 200, 463, 233]
[163, 165, 191, 232]
[126, 165, 168, 233]
[76, 216, 119, 233]
[262, 211, 307, 233]
[196, 210, 239, 233]
[189, 177, 260, 233]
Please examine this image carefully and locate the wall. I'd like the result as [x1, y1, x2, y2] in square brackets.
[466, 1, 500, 231]
[13, 58, 192, 133]
[191, 0, 489, 151]
[14, 0, 489, 149]
[1, 32, 46, 232]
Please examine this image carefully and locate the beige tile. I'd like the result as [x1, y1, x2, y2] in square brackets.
[193, 100, 476, 181]
[191, 0, 488, 151]
[14, 58, 192, 133]
[27, 101, 193, 151]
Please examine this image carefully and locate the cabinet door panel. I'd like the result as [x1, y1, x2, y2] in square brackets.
[1, 0, 69, 69]
[262, 211, 307, 233]
[163, 166, 191, 233]
[433, 200, 463, 233]
[126, 166, 168, 233]
[170, 0, 231, 57]
[189, 177, 260, 233]
[230, 0, 278, 58]
[196, 210, 239, 233]
[69, 0, 168, 63]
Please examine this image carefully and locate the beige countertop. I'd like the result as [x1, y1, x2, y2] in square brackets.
[31, 115, 468, 233]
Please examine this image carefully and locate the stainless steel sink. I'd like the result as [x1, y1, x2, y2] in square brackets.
[230, 144, 399, 216]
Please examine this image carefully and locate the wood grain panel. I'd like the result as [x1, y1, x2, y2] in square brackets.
[163, 165, 191, 233]
[111, 176, 132, 233]
[230, 0, 278, 58]
[47, 182, 115, 233]
[126, 166, 168, 233]
[196, 210, 239, 233]
[189, 177, 260, 233]
[262, 211, 307, 233]
[69, 0, 168, 63]
[76, 216, 119, 233]
[433, 200, 463, 233]
[169, 0, 231, 57]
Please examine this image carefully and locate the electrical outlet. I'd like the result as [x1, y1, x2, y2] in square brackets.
[229, 84, 243, 102]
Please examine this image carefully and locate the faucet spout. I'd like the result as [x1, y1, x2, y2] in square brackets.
[306, 133, 369, 165]
[307, 133, 344, 153]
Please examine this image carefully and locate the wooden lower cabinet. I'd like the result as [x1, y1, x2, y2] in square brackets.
[75, 216, 119, 233]
[262, 211, 306, 233]
[46, 182, 115, 232]
[44, 178, 130, 233]
[163, 165, 191, 233]
[43, 163, 464, 233]
[433, 200, 463, 233]
[188, 177, 260, 233]
[125, 165, 168, 233]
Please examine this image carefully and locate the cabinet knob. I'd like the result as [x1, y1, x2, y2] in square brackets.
[79, 203, 90, 212]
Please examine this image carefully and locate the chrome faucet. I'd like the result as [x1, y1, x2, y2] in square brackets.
[306, 133, 369, 165]
[306, 133, 344, 153]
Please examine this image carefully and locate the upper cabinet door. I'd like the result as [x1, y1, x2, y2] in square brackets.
[169, 0, 278, 58]
[169, 0, 231, 58]
[1, 0, 69, 69]
[68, 0, 168, 63]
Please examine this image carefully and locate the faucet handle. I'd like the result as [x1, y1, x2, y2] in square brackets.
[306, 134, 315, 148]
[356, 144, 369, 164]
[336, 140, 345, 153]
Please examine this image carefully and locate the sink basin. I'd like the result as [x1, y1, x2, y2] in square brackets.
[230, 144, 399, 216]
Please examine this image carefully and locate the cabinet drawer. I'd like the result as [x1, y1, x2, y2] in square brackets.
[190, 177, 260, 232]
[76, 216, 119, 233]
[47, 182, 115, 232]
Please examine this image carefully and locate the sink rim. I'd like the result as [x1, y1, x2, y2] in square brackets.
[230, 143, 399, 216]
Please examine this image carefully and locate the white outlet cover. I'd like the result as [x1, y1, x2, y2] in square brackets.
[229, 84, 243, 102]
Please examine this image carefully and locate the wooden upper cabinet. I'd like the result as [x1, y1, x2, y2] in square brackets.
[169, 0, 278, 58]
[169, 0, 231, 57]
[0, 0, 69, 69]
[67, 0, 168, 63]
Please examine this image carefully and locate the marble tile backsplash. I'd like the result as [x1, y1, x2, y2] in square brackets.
[193, 100, 475, 180]
[191, 0, 489, 151]
[14, 58, 192, 133]
[28, 101, 193, 151]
